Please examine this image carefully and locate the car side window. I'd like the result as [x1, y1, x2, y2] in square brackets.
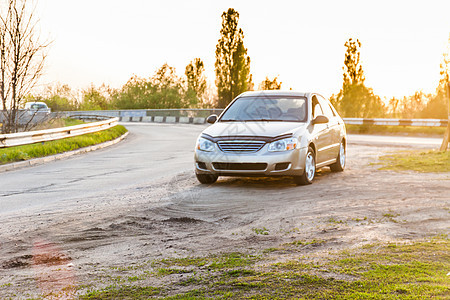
[318, 96, 334, 119]
[312, 96, 324, 119]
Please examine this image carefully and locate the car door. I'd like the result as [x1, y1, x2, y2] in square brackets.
[310, 95, 331, 165]
[318, 96, 340, 161]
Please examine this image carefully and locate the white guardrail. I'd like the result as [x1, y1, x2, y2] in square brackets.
[0, 117, 118, 148]
[64, 110, 448, 127]
[343, 118, 447, 127]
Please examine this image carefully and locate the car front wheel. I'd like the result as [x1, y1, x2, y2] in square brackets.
[293, 146, 316, 185]
[196, 173, 218, 184]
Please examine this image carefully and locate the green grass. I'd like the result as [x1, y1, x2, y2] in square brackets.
[64, 117, 86, 127]
[80, 285, 160, 300]
[378, 150, 450, 172]
[288, 239, 325, 247]
[157, 252, 259, 270]
[78, 237, 449, 299]
[0, 125, 127, 165]
[252, 227, 269, 235]
[156, 268, 192, 277]
[346, 124, 446, 137]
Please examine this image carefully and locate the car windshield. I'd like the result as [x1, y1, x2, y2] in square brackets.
[220, 96, 307, 122]
[30, 104, 47, 109]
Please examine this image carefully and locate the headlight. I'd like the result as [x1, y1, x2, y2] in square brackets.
[268, 137, 298, 152]
[196, 137, 215, 152]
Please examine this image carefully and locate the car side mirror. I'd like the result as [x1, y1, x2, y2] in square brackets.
[312, 115, 329, 125]
[206, 114, 218, 124]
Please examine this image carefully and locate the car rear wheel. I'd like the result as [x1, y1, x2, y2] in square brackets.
[293, 147, 315, 185]
[196, 173, 218, 184]
[330, 141, 345, 172]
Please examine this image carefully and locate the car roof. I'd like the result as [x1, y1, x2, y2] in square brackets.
[238, 90, 313, 98]
[25, 101, 47, 106]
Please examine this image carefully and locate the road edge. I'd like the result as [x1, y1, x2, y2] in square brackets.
[0, 131, 129, 173]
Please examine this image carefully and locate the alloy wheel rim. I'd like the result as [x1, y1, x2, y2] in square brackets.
[305, 152, 315, 181]
[339, 143, 345, 167]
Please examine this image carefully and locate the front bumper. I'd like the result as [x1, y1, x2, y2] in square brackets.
[194, 144, 308, 177]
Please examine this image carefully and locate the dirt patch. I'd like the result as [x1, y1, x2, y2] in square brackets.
[162, 217, 204, 223]
[1, 255, 33, 269]
[0, 144, 448, 298]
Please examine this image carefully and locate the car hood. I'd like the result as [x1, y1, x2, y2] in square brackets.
[202, 121, 306, 138]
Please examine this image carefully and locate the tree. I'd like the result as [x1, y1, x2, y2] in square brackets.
[436, 35, 450, 150]
[387, 91, 429, 119]
[112, 63, 203, 110]
[259, 76, 282, 90]
[152, 63, 185, 108]
[185, 58, 207, 107]
[422, 37, 450, 119]
[402, 91, 428, 118]
[215, 8, 252, 108]
[42, 83, 78, 111]
[0, 0, 49, 133]
[231, 38, 252, 95]
[79, 85, 111, 111]
[342, 39, 364, 86]
[185, 58, 206, 98]
[111, 75, 154, 109]
[387, 97, 401, 118]
[333, 38, 385, 118]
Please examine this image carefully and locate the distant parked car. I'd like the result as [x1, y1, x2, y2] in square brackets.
[194, 91, 347, 185]
[24, 102, 51, 115]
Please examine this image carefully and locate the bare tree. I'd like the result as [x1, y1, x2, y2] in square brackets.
[0, 0, 49, 133]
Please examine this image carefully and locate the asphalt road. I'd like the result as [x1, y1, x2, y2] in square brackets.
[0, 123, 201, 217]
[0, 123, 443, 217]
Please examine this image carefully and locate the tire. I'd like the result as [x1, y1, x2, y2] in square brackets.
[330, 140, 346, 172]
[196, 173, 218, 184]
[293, 146, 316, 185]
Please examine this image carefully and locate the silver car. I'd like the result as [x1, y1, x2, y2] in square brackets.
[24, 101, 51, 115]
[194, 91, 346, 185]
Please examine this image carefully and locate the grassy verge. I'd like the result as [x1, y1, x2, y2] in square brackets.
[21, 117, 86, 131]
[378, 150, 450, 172]
[64, 117, 86, 127]
[0, 125, 127, 165]
[346, 124, 446, 137]
[79, 237, 449, 299]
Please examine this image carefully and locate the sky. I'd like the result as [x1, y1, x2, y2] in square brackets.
[34, 0, 450, 100]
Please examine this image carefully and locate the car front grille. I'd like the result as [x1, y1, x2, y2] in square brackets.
[217, 140, 265, 153]
[212, 162, 268, 171]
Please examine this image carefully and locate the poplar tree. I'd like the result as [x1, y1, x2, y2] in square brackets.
[185, 58, 207, 106]
[215, 8, 252, 108]
[333, 38, 385, 118]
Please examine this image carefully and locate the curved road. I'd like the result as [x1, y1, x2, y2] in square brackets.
[0, 123, 443, 217]
[0, 123, 203, 216]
